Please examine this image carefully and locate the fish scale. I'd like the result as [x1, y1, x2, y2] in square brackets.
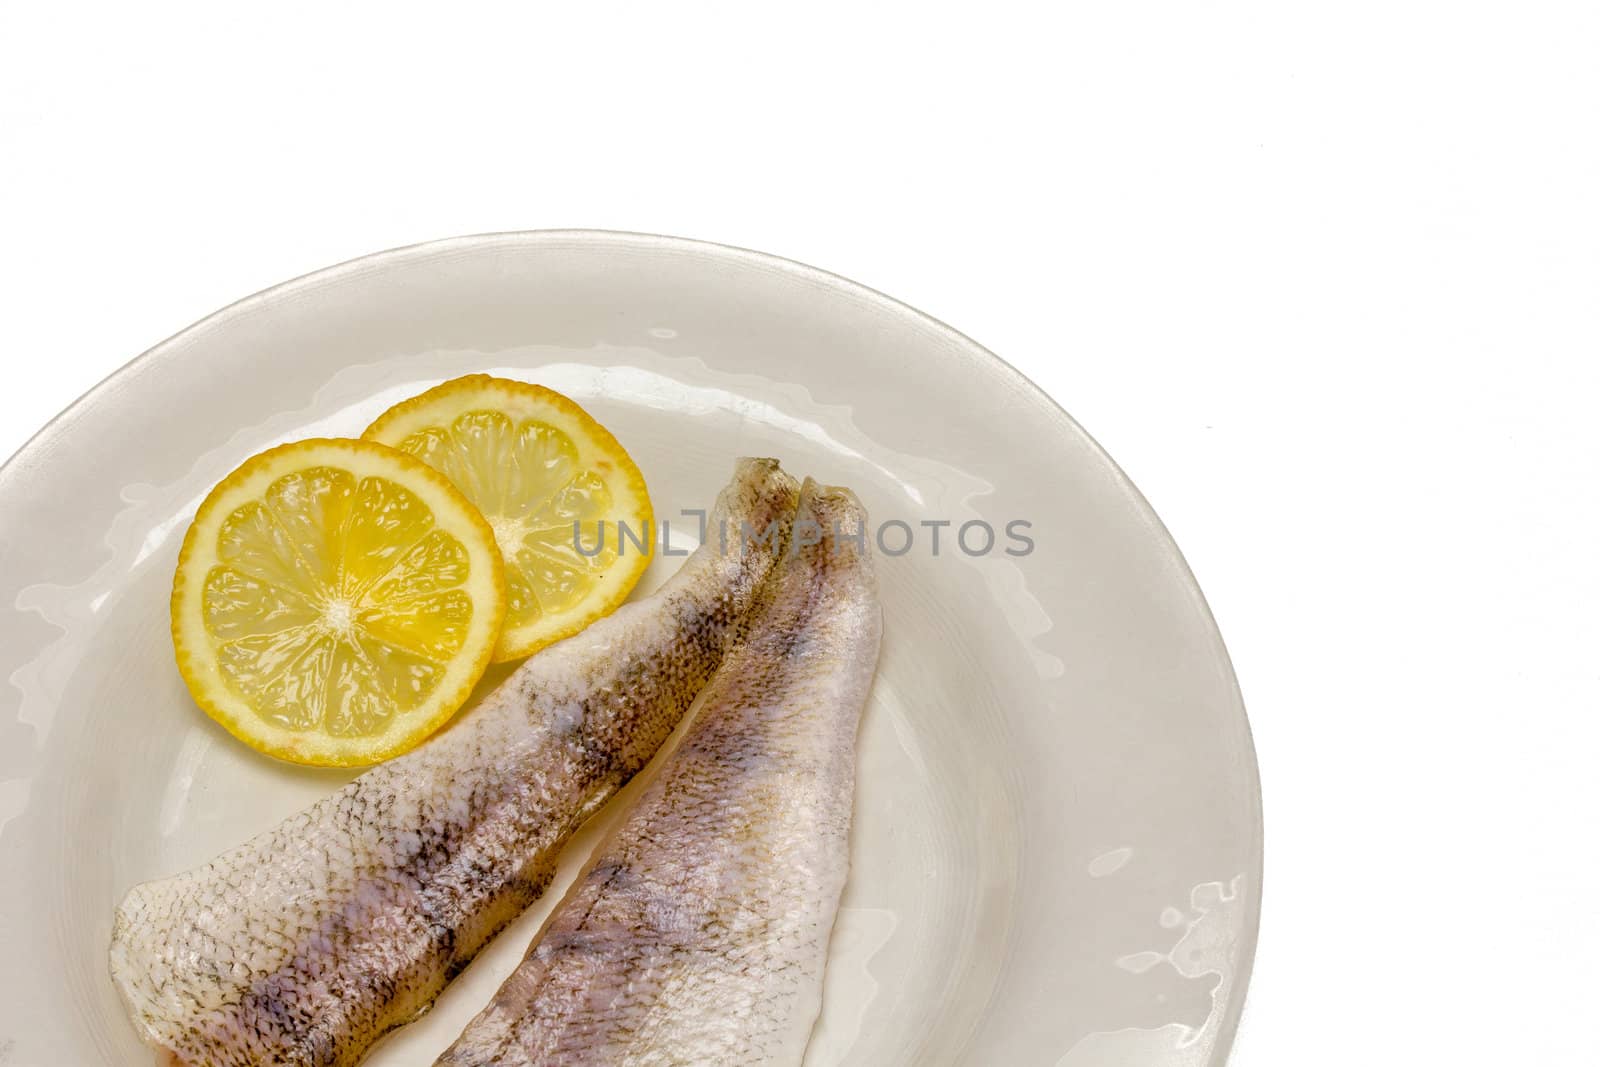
[438, 479, 881, 1067]
[110, 458, 801, 1067]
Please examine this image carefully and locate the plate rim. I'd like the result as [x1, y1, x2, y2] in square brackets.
[0, 228, 1261, 1064]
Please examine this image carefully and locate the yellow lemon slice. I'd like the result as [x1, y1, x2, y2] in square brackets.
[364, 375, 653, 662]
[171, 438, 507, 766]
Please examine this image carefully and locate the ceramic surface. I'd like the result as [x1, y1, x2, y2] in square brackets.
[0, 232, 1260, 1066]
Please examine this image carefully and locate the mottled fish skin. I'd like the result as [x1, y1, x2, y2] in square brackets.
[437, 479, 882, 1067]
[110, 458, 802, 1067]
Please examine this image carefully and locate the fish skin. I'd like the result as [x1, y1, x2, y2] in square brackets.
[110, 458, 802, 1067]
[437, 479, 882, 1067]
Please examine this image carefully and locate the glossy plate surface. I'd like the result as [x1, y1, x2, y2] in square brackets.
[0, 231, 1260, 1066]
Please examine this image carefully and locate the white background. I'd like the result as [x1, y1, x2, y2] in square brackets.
[3, 4, 1596, 1064]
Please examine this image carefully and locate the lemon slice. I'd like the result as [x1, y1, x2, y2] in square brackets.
[171, 438, 507, 766]
[363, 375, 653, 662]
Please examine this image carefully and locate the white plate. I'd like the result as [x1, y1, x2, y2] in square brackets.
[0, 231, 1260, 1066]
